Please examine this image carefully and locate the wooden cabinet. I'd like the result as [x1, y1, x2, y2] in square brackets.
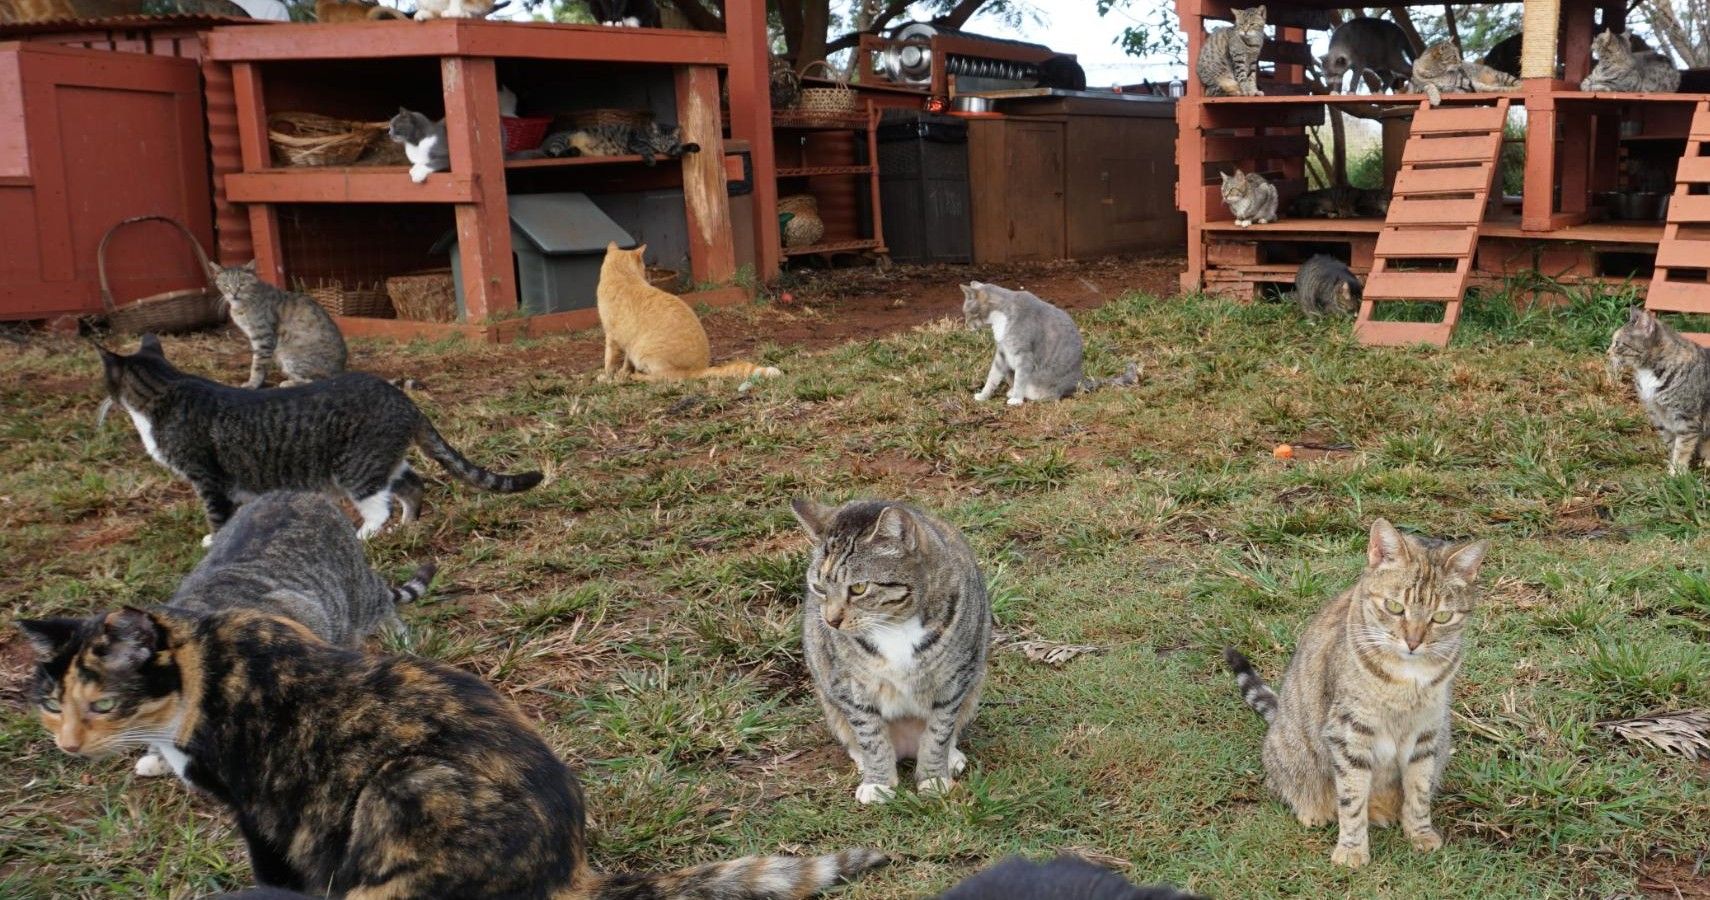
[970, 118, 1065, 264]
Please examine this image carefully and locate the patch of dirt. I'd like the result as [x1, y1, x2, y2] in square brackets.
[1, 635, 35, 709]
[1641, 855, 1710, 898]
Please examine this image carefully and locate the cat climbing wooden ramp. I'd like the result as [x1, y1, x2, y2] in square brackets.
[1355, 100, 1511, 348]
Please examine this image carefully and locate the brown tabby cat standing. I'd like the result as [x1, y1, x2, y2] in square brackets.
[209, 261, 348, 389]
[1196, 6, 1267, 96]
[19, 606, 886, 899]
[1607, 306, 1710, 475]
[1224, 520, 1489, 868]
[596, 243, 781, 382]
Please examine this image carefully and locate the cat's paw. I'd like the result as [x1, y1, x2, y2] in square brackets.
[918, 776, 955, 798]
[1006, 397, 1024, 407]
[1330, 842, 1370, 869]
[134, 753, 172, 778]
[201, 533, 215, 548]
[854, 783, 895, 805]
[409, 166, 431, 184]
[948, 747, 967, 776]
[1407, 827, 1443, 853]
[973, 391, 992, 402]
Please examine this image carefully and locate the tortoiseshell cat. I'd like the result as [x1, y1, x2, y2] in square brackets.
[19, 607, 887, 898]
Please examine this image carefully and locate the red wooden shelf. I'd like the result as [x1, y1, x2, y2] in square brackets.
[777, 164, 874, 176]
[207, 19, 728, 64]
[224, 168, 477, 203]
[782, 238, 884, 256]
[772, 111, 870, 130]
[503, 154, 648, 170]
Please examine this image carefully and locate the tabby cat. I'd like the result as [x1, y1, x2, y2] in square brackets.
[313, 0, 410, 21]
[388, 108, 449, 183]
[1197, 6, 1267, 96]
[1292, 254, 1362, 316]
[131, 490, 435, 778]
[939, 856, 1204, 900]
[18, 607, 885, 898]
[208, 261, 348, 389]
[585, 0, 661, 26]
[1289, 185, 1389, 219]
[542, 122, 700, 166]
[790, 499, 992, 805]
[1581, 29, 1682, 93]
[1607, 306, 1710, 474]
[1224, 519, 1489, 868]
[1409, 41, 1521, 106]
[95, 334, 541, 543]
[596, 243, 780, 382]
[1321, 17, 1414, 92]
[1220, 169, 1278, 227]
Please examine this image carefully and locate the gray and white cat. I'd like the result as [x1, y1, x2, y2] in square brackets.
[1293, 254, 1362, 316]
[962, 281, 1083, 405]
[1581, 29, 1681, 93]
[1220, 169, 1278, 227]
[1197, 5, 1267, 97]
[790, 499, 991, 805]
[1321, 17, 1414, 92]
[1225, 520, 1489, 868]
[209, 260, 348, 389]
[95, 334, 543, 544]
[132, 490, 435, 778]
[388, 108, 449, 183]
[540, 121, 700, 166]
[1607, 307, 1710, 474]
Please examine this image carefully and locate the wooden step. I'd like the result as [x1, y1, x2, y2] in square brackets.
[1402, 134, 1503, 165]
[1365, 270, 1467, 300]
[1654, 237, 1710, 269]
[1353, 318, 1458, 347]
[1690, 100, 1710, 139]
[1385, 196, 1489, 227]
[1673, 156, 1710, 184]
[1667, 194, 1710, 224]
[1374, 227, 1477, 258]
[1392, 165, 1492, 196]
[1647, 279, 1710, 315]
[1410, 105, 1509, 135]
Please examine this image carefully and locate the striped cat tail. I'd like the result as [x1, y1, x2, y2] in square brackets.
[1080, 361, 1141, 393]
[581, 848, 886, 900]
[1223, 646, 1279, 724]
[414, 421, 543, 493]
[700, 361, 782, 380]
[390, 562, 437, 606]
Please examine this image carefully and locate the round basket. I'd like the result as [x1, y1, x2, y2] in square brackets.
[564, 108, 654, 129]
[778, 194, 825, 248]
[268, 112, 387, 167]
[304, 282, 394, 319]
[796, 61, 858, 118]
[386, 269, 458, 323]
[501, 115, 553, 153]
[99, 216, 226, 335]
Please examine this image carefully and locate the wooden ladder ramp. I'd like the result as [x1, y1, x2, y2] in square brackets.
[1647, 99, 1710, 347]
[1356, 100, 1510, 347]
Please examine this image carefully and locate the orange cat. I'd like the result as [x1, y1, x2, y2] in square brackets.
[2, 0, 78, 24]
[595, 243, 781, 382]
[315, 0, 411, 21]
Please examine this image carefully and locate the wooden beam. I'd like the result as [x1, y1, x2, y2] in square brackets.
[675, 65, 736, 286]
[225, 170, 478, 203]
[725, 0, 780, 280]
[231, 62, 284, 285]
[208, 20, 728, 65]
[440, 56, 514, 323]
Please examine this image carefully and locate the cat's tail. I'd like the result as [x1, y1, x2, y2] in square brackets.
[700, 361, 782, 380]
[414, 421, 544, 493]
[1079, 361, 1141, 393]
[1223, 646, 1279, 725]
[390, 562, 438, 606]
[578, 848, 887, 900]
[367, 4, 410, 17]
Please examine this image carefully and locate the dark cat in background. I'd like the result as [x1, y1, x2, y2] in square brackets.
[940, 856, 1203, 900]
[584, 0, 660, 26]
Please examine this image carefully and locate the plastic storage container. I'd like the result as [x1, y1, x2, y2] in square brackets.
[877, 112, 973, 265]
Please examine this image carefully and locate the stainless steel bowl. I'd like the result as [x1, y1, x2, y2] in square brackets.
[953, 96, 993, 113]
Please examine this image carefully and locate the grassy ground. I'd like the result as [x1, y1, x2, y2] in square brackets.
[2, 287, 1708, 899]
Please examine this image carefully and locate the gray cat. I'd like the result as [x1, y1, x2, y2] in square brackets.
[790, 499, 991, 805]
[1581, 29, 1681, 93]
[388, 107, 449, 183]
[130, 490, 435, 778]
[939, 856, 1204, 900]
[1321, 17, 1414, 92]
[209, 261, 348, 389]
[95, 334, 543, 544]
[1293, 254, 1362, 316]
[1220, 169, 1278, 227]
[1197, 5, 1266, 97]
[962, 281, 1084, 405]
[1607, 307, 1710, 475]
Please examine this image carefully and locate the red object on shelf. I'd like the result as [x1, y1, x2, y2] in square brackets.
[501, 115, 552, 153]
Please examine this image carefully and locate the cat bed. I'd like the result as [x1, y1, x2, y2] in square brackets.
[431, 192, 634, 318]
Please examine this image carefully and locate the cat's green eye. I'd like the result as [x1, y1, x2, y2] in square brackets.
[88, 697, 117, 714]
[1383, 599, 1405, 616]
[849, 582, 869, 597]
[41, 698, 61, 713]
[1431, 610, 1454, 624]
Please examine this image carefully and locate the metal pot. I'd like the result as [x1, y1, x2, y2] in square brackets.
[1611, 191, 1663, 221]
[953, 96, 993, 113]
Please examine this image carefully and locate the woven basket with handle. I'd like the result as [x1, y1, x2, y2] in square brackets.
[564, 108, 654, 129]
[99, 216, 225, 335]
[777, 194, 825, 247]
[303, 282, 394, 319]
[269, 112, 387, 167]
[795, 61, 858, 118]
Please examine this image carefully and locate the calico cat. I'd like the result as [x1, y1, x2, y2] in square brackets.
[543, 122, 700, 166]
[961, 281, 1083, 405]
[1224, 519, 1489, 869]
[1197, 6, 1267, 97]
[95, 334, 541, 543]
[1409, 41, 1520, 106]
[939, 857, 1204, 900]
[1220, 169, 1278, 227]
[1581, 29, 1681, 93]
[388, 108, 449, 183]
[17, 607, 886, 898]
[1321, 17, 1414, 92]
[1607, 307, 1710, 475]
[131, 490, 435, 778]
[1289, 185, 1389, 219]
[596, 243, 780, 382]
[790, 499, 992, 805]
[208, 261, 348, 389]
[1292, 254, 1362, 316]
[585, 0, 661, 27]
[314, 0, 410, 21]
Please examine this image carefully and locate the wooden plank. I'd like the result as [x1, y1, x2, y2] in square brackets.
[1201, 104, 1325, 130]
[1364, 270, 1467, 300]
[1374, 227, 1477, 258]
[1691, 100, 1710, 138]
[441, 56, 514, 323]
[224, 170, 477, 203]
[207, 20, 728, 65]
[1402, 135, 1501, 165]
[724, 0, 779, 280]
[1647, 279, 1710, 314]
[1673, 155, 1710, 184]
[231, 61, 283, 283]
[1393, 165, 1493, 196]
[1667, 194, 1710, 224]
[1656, 239, 1710, 269]
[1410, 106, 1508, 134]
[1202, 133, 1309, 163]
[675, 65, 736, 285]
[1384, 196, 1489, 227]
[1354, 318, 1454, 347]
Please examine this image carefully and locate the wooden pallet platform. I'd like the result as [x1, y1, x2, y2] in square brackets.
[1648, 99, 1710, 346]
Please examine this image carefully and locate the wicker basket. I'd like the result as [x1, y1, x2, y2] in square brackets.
[99, 216, 226, 335]
[501, 115, 553, 153]
[386, 270, 458, 323]
[646, 267, 681, 293]
[564, 108, 653, 129]
[796, 61, 858, 118]
[269, 112, 387, 167]
[303, 281, 394, 319]
[777, 194, 825, 248]
[356, 139, 410, 167]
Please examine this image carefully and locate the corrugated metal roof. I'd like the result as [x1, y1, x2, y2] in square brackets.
[0, 13, 258, 35]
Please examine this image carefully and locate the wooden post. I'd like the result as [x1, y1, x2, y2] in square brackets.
[1522, 80, 1556, 230]
[231, 62, 284, 285]
[725, 0, 780, 280]
[675, 64, 736, 286]
[440, 55, 514, 324]
[1561, 0, 1595, 86]
[1176, 0, 1205, 291]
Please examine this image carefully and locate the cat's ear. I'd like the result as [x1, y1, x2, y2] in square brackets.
[790, 498, 837, 544]
[867, 505, 919, 551]
[16, 617, 83, 660]
[241, 259, 258, 273]
[100, 608, 163, 671]
[1633, 308, 1659, 335]
[1367, 518, 1407, 568]
[1443, 539, 1489, 584]
[1253, 4, 1265, 18]
[137, 334, 164, 356]
[205, 260, 222, 280]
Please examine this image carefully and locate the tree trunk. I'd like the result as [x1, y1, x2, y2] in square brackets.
[1331, 107, 1348, 186]
[666, 0, 723, 32]
[780, 0, 805, 61]
[934, 0, 987, 30]
[1388, 5, 1428, 55]
[798, 0, 831, 68]
[1442, 4, 1460, 48]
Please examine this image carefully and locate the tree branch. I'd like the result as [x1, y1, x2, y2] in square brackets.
[1388, 5, 1428, 55]
[931, 0, 986, 31]
[667, 0, 723, 32]
[823, 0, 914, 55]
[1443, 3, 1460, 47]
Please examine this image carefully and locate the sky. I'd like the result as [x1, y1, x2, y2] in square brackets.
[946, 1, 1187, 86]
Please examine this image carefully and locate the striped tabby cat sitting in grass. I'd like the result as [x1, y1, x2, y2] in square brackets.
[791, 499, 991, 804]
[1607, 307, 1710, 475]
[208, 260, 347, 389]
[1224, 520, 1489, 868]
